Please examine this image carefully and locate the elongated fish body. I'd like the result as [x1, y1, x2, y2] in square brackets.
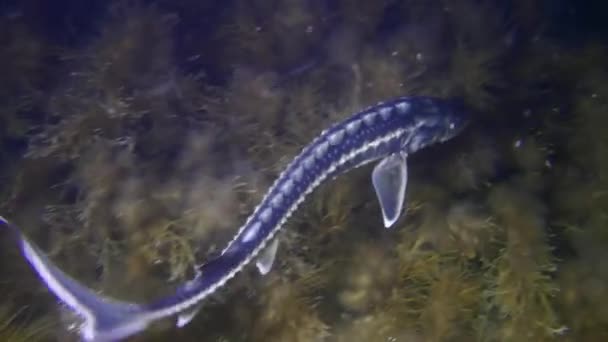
[1, 96, 468, 341]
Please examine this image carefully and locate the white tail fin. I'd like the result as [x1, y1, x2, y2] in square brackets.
[1, 217, 151, 341]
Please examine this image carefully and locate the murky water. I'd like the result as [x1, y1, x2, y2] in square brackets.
[1, 1, 607, 341]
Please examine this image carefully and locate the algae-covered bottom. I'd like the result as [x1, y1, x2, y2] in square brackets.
[1, 0, 607, 341]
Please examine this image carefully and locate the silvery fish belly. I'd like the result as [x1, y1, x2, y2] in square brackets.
[0, 96, 468, 341]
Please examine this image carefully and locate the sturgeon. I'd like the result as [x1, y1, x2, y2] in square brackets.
[1, 96, 468, 341]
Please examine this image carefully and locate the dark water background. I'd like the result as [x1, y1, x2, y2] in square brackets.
[1, 0, 608, 341]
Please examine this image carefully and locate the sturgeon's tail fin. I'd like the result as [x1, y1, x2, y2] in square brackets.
[1, 216, 150, 341]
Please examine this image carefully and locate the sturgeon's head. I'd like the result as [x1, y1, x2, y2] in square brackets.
[436, 97, 470, 143]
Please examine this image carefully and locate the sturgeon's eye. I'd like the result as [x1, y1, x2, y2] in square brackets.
[449, 122, 455, 130]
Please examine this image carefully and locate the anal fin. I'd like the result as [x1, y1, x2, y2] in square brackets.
[176, 304, 202, 328]
[255, 238, 279, 275]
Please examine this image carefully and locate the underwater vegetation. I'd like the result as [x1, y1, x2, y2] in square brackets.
[1, 0, 607, 341]
[0, 297, 55, 341]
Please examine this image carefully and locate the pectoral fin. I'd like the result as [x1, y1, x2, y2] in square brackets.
[256, 238, 279, 275]
[372, 153, 408, 228]
[176, 304, 202, 328]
